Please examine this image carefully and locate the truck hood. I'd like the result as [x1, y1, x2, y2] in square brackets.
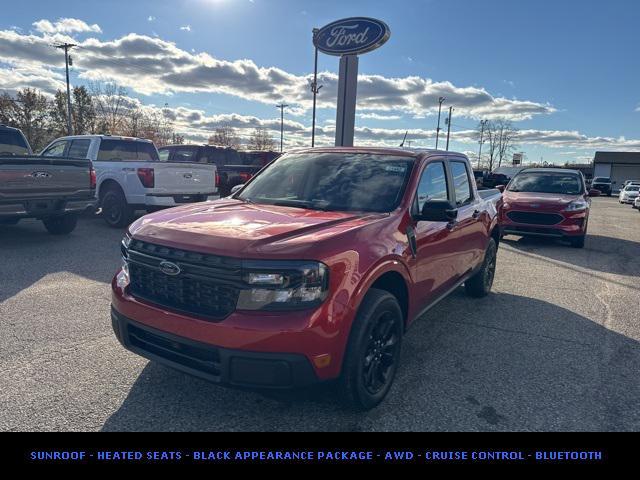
[128, 198, 385, 257]
[502, 191, 582, 210]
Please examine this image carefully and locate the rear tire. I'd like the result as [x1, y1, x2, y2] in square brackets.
[339, 289, 403, 411]
[570, 235, 585, 248]
[465, 238, 497, 298]
[101, 188, 133, 228]
[42, 214, 78, 235]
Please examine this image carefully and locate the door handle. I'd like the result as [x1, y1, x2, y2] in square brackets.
[472, 210, 481, 219]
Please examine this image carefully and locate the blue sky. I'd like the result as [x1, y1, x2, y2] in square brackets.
[1, 0, 639, 163]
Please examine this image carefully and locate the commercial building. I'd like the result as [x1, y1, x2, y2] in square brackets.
[593, 151, 640, 191]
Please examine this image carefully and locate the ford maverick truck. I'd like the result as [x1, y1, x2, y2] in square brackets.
[111, 147, 502, 409]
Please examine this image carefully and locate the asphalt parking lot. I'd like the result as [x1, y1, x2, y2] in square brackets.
[1, 196, 639, 431]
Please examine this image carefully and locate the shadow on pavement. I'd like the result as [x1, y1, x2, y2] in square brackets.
[0, 215, 127, 303]
[101, 292, 640, 431]
[502, 234, 640, 278]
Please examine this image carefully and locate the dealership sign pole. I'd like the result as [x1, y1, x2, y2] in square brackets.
[313, 17, 390, 147]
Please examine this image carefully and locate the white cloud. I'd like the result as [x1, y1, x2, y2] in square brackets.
[147, 16, 156, 22]
[32, 18, 102, 35]
[180, 25, 192, 32]
[0, 25, 554, 121]
[357, 112, 402, 120]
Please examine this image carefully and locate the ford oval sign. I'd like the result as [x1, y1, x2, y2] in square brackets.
[314, 17, 390, 56]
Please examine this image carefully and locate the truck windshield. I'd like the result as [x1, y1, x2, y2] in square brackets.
[97, 139, 159, 161]
[508, 172, 583, 195]
[237, 152, 414, 213]
[593, 177, 610, 182]
[0, 130, 29, 155]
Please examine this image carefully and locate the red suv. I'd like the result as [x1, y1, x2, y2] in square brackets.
[499, 168, 599, 248]
[111, 148, 501, 409]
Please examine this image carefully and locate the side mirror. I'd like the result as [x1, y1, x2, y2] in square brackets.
[230, 184, 244, 195]
[416, 200, 458, 222]
[495, 185, 505, 193]
[588, 189, 601, 197]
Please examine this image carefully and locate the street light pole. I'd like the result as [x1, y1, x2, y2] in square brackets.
[435, 96, 445, 149]
[445, 106, 453, 151]
[477, 119, 488, 169]
[310, 28, 322, 147]
[276, 103, 289, 152]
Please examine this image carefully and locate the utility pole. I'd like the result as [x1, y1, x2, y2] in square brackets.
[477, 119, 488, 169]
[445, 106, 453, 151]
[276, 103, 289, 152]
[53, 43, 77, 136]
[435, 96, 445, 149]
[310, 28, 322, 147]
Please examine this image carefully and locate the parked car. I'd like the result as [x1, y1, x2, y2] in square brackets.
[0, 126, 96, 234]
[619, 184, 640, 204]
[634, 195, 640, 210]
[158, 145, 279, 197]
[0, 124, 33, 155]
[41, 136, 218, 228]
[591, 177, 612, 196]
[483, 166, 524, 188]
[500, 168, 599, 248]
[622, 180, 640, 188]
[111, 147, 502, 409]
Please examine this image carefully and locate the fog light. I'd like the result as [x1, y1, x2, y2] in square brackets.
[313, 354, 332, 368]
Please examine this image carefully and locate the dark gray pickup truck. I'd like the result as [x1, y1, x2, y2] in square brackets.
[0, 125, 97, 234]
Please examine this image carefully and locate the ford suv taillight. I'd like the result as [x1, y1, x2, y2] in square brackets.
[90, 167, 96, 190]
[137, 168, 155, 188]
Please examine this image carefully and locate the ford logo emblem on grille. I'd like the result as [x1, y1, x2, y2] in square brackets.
[159, 261, 181, 276]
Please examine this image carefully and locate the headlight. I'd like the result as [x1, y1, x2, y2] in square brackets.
[237, 260, 329, 310]
[116, 262, 130, 290]
[565, 200, 588, 211]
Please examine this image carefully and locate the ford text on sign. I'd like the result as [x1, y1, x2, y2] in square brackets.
[313, 17, 390, 56]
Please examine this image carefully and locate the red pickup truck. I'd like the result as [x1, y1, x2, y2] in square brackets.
[111, 147, 502, 409]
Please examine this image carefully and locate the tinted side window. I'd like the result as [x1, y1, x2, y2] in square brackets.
[416, 162, 448, 212]
[42, 141, 68, 157]
[450, 160, 472, 206]
[171, 147, 199, 163]
[67, 139, 91, 158]
[0, 130, 29, 154]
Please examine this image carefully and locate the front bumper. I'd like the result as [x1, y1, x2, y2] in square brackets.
[500, 209, 587, 238]
[620, 196, 638, 204]
[111, 307, 320, 388]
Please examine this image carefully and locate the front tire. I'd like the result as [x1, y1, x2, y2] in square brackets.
[465, 238, 497, 298]
[101, 188, 133, 228]
[339, 289, 403, 410]
[42, 214, 78, 235]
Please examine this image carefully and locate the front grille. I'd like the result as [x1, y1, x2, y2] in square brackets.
[127, 323, 221, 377]
[503, 226, 564, 237]
[506, 211, 563, 225]
[126, 239, 242, 321]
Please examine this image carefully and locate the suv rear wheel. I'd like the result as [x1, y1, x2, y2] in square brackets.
[339, 288, 403, 410]
[42, 214, 78, 235]
[465, 238, 497, 298]
[101, 188, 133, 228]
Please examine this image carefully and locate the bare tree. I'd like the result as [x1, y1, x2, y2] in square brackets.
[208, 126, 240, 149]
[246, 127, 276, 151]
[478, 119, 519, 171]
[89, 82, 130, 134]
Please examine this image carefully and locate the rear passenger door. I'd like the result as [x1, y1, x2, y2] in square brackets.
[447, 159, 486, 277]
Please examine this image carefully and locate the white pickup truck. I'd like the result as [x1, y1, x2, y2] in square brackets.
[40, 135, 218, 227]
